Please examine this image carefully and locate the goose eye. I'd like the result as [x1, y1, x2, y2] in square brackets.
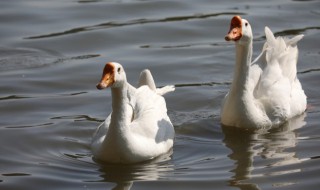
[117, 67, 121, 73]
[245, 22, 248, 27]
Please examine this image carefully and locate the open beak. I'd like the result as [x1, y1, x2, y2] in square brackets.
[96, 63, 115, 90]
[225, 16, 242, 41]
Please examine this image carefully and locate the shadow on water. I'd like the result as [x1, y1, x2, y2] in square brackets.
[222, 113, 307, 190]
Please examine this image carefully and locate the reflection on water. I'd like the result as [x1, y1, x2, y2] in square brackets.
[0, 0, 319, 189]
[111, 181, 133, 190]
[92, 150, 174, 190]
[222, 114, 307, 190]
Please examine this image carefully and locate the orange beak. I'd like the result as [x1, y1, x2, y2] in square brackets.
[225, 16, 242, 41]
[96, 62, 115, 90]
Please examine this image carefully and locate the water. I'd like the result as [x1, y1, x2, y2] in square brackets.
[0, 0, 320, 189]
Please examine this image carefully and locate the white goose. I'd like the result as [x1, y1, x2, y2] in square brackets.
[221, 16, 307, 128]
[92, 62, 175, 163]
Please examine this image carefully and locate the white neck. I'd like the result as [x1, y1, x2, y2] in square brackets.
[108, 82, 135, 134]
[229, 40, 253, 98]
[227, 39, 267, 127]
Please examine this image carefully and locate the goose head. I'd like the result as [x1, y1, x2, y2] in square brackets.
[96, 62, 126, 89]
[225, 16, 253, 45]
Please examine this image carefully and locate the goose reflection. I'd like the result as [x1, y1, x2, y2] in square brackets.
[93, 150, 173, 190]
[111, 181, 133, 190]
[222, 113, 306, 190]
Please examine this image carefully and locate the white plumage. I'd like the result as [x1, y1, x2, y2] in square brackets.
[92, 62, 175, 163]
[221, 16, 307, 128]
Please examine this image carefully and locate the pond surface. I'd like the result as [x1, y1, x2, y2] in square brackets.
[0, 0, 320, 189]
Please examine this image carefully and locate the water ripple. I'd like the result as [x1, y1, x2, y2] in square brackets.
[174, 81, 231, 88]
[0, 91, 88, 102]
[254, 26, 320, 42]
[25, 12, 245, 39]
[5, 122, 54, 129]
[2, 173, 31, 177]
[274, 26, 320, 36]
[51, 114, 103, 122]
[0, 95, 30, 101]
[0, 46, 100, 71]
[298, 67, 320, 74]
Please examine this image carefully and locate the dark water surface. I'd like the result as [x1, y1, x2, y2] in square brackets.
[1, 0, 320, 189]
